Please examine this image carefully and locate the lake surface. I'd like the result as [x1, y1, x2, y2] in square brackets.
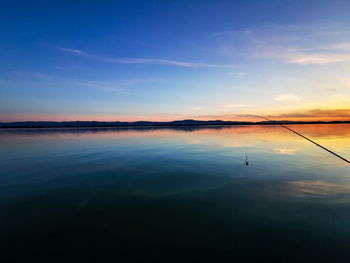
[1, 124, 349, 262]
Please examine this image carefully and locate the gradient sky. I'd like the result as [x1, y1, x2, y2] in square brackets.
[1, 0, 350, 122]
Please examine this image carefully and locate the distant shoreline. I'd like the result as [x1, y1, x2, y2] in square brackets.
[1, 120, 349, 129]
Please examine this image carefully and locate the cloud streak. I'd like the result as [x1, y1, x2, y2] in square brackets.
[190, 107, 201, 111]
[215, 26, 350, 65]
[76, 78, 161, 92]
[228, 72, 246, 77]
[269, 108, 350, 119]
[57, 47, 83, 54]
[191, 108, 350, 122]
[56, 46, 234, 68]
[219, 104, 250, 108]
[274, 94, 301, 102]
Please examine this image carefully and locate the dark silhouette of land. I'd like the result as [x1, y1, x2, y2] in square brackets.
[0, 119, 349, 128]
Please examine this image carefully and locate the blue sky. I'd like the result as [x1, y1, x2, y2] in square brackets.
[1, 0, 350, 121]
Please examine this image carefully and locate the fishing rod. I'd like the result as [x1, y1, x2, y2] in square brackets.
[252, 115, 350, 165]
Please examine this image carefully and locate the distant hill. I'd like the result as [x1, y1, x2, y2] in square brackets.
[0, 119, 349, 128]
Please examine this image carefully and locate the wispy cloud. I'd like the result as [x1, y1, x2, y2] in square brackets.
[268, 108, 350, 119]
[75, 78, 161, 92]
[191, 113, 256, 121]
[328, 42, 350, 51]
[215, 26, 350, 65]
[274, 94, 301, 102]
[284, 53, 349, 65]
[228, 72, 246, 77]
[57, 47, 84, 54]
[219, 104, 250, 108]
[7, 70, 161, 93]
[191, 107, 350, 122]
[56, 46, 234, 68]
[331, 94, 350, 102]
[191, 107, 201, 111]
[258, 42, 350, 66]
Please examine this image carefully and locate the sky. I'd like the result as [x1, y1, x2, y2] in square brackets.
[1, 0, 350, 122]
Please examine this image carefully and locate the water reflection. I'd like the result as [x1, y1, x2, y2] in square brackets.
[0, 124, 349, 261]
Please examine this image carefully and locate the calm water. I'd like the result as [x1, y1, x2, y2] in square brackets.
[1, 124, 350, 262]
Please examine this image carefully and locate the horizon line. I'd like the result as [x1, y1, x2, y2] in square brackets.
[1, 119, 350, 125]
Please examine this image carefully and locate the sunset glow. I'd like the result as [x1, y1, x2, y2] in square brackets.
[1, 1, 350, 122]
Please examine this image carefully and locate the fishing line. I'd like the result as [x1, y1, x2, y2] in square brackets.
[252, 115, 350, 164]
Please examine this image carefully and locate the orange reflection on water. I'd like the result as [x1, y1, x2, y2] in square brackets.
[285, 124, 350, 158]
[1, 124, 349, 162]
